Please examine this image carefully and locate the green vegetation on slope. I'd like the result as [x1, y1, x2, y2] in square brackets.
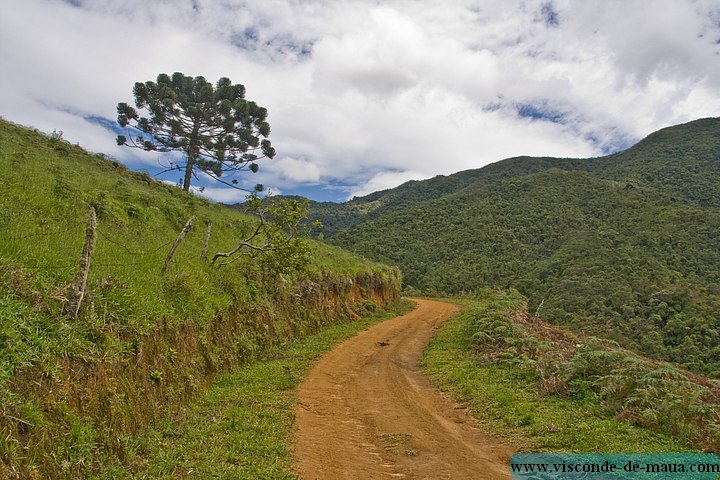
[309, 118, 720, 236]
[0, 118, 400, 478]
[422, 291, 718, 452]
[314, 118, 720, 377]
[103, 299, 413, 479]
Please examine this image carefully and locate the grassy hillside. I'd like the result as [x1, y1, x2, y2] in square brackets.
[313, 118, 720, 377]
[422, 290, 719, 453]
[0, 118, 400, 478]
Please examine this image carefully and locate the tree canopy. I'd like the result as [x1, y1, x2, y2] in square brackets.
[116, 72, 275, 192]
[310, 118, 720, 377]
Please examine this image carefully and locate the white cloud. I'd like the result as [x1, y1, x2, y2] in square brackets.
[349, 170, 431, 199]
[190, 185, 250, 204]
[1, 0, 719, 202]
[264, 156, 322, 184]
[160, 180, 257, 204]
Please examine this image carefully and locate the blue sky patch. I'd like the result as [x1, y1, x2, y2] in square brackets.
[540, 2, 560, 27]
[515, 102, 566, 124]
[84, 114, 123, 135]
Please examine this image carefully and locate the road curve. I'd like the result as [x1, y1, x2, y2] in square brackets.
[293, 299, 514, 479]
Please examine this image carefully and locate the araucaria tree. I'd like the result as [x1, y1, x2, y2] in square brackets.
[116, 72, 275, 192]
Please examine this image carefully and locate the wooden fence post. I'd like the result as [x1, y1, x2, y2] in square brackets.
[162, 216, 194, 274]
[200, 222, 212, 262]
[69, 206, 97, 319]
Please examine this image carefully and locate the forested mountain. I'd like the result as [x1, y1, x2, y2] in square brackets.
[311, 118, 720, 236]
[310, 118, 720, 376]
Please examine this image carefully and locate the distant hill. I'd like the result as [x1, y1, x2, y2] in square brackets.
[311, 118, 720, 236]
[309, 118, 720, 376]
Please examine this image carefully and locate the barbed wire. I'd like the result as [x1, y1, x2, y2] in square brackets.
[2, 227, 177, 272]
[96, 227, 173, 257]
[3, 254, 175, 271]
[93, 260, 164, 267]
[1, 203, 202, 273]
[9, 261, 77, 272]
[0, 219, 85, 242]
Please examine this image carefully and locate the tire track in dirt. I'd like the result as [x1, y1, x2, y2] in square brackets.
[293, 299, 514, 479]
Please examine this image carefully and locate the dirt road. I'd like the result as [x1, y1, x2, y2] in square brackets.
[293, 299, 514, 479]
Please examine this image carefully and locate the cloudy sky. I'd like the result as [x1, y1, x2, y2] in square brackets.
[2, 0, 719, 202]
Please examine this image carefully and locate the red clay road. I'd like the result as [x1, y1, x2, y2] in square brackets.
[293, 299, 514, 479]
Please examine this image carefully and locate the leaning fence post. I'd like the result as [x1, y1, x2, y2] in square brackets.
[200, 222, 212, 262]
[162, 216, 194, 274]
[69, 206, 97, 319]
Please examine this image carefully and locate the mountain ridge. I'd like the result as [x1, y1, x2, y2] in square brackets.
[307, 117, 720, 236]
[307, 117, 720, 376]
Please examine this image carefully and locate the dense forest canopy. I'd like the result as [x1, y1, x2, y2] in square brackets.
[307, 118, 720, 376]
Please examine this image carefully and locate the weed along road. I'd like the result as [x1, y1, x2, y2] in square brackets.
[294, 299, 514, 479]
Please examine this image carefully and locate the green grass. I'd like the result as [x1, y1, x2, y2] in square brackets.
[0, 119, 394, 391]
[421, 293, 694, 453]
[100, 299, 414, 479]
[0, 117, 395, 355]
[0, 118, 401, 477]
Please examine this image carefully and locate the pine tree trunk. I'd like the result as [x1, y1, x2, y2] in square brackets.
[183, 128, 201, 192]
[183, 156, 194, 192]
